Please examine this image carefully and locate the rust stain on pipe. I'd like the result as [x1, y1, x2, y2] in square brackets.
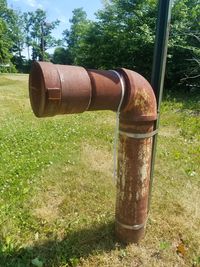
[115, 69, 157, 243]
[29, 62, 92, 117]
[29, 62, 157, 244]
[87, 70, 123, 111]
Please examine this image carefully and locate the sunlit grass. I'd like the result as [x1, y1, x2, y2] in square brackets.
[0, 74, 199, 267]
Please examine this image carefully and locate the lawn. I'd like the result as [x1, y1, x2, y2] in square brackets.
[0, 73, 199, 267]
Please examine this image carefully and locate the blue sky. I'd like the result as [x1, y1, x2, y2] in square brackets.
[7, 0, 103, 55]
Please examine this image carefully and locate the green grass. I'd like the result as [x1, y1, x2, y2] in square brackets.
[0, 74, 199, 267]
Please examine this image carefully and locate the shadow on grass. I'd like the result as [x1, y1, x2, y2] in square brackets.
[0, 222, 121, 267]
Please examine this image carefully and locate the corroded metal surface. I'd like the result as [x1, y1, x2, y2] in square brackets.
[87, 70, 123, 111]
[29, 62, 124, 117]
[29, 62, 157, 244]
[115, 121, 154, 243]
[119, 68, 157, 122]
[29, 61, 61, 117]
[115, 69, 157, 243]
[29, 62, 92, 117]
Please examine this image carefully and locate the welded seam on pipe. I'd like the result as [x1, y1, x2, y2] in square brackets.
[116, 220, 146, 230]
[109, 70, 125, 181]
[119, 129, 158, 139]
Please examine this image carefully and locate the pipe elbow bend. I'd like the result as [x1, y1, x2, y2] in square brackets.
[119, 68, 157, 124]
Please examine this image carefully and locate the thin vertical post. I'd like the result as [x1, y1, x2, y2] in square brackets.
[148, 0, 173, 210]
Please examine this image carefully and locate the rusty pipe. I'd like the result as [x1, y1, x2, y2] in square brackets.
[29, 62, 157, 243]
[115, 69, 157, 243]
[29, 62, 123, 117]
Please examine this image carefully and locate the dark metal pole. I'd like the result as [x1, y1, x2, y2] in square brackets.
[148, 0, 173, 210]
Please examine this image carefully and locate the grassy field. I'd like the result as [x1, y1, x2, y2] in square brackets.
[0, 73, 199, 267]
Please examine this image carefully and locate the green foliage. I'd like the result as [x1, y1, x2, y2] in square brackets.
[0, 0, 25, 72]
[1, 0, 199, 83]
[63, 1, 157, 74]
[1, 0, 199, 84]
[167, 0, 200, 90]
[23, 9, 60, 61]
[0, 0, 13, 67]
[63, 8, 93, 66]
[64, 0, 200, 91]
[31, 257, 44, 267]
[52, 47, 72, 65]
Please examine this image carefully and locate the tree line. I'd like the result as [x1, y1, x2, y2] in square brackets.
[0, 0, 199, 91]
[0, 0, 60, 72]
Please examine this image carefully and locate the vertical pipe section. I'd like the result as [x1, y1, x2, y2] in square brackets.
[149, 0, 173, 210]
[116, 121, 155, 243]
[115, 69, 157, 243]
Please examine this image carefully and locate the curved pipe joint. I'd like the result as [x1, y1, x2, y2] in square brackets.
[29, 62, 157, 244]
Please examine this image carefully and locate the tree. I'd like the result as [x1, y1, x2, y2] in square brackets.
[0, 0, 26, 72]
[64, 0, 200, 90]
[0, 0, 17, 71]
[62, 8, 93, 66]
[9, 11, 27, 72]
[23, 9, 60, 61]
[23, 12, 32, 60]
[52, 47, 72, 65]
[167, 0, 200, 90]
[0, 16, 12, 66]
[63, 1, 157, 74]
